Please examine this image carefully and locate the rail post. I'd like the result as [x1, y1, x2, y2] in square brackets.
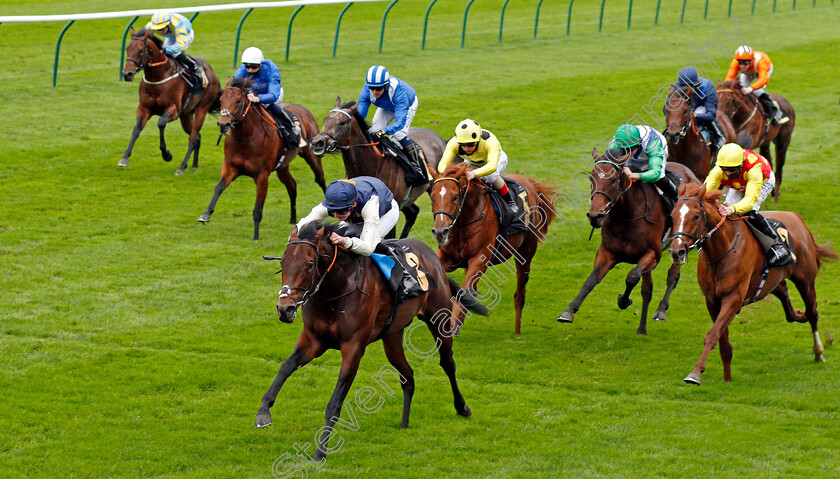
[334, 3, 354, 57]
[233, 8, 254, 67]
[422, 0, 439, 49]
[53, 20, 74, 87]
[462, 0, 476, 48]
[286, 5, 305, 62]
[119, 16, 139, 80]
[379, 0, 399, 53]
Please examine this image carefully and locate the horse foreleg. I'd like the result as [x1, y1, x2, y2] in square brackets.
[771, 136, 791, 202]
[175, 112, 198, 175]
[427, 321, 471, 418]
[382, 331, 415, 429]
[790, 276, 825, 362]
[275, 166, 297, 224]
[119, 113, 150, 166]
[314, 342, 366, 462]
[198, 165, 237, 224]
[399, 203, 420, 239]
[653, 262, 682, 322]
[252, 172, 271, 240]
[685, 295, 739, 386]
[512, 243, 538, 336]
[255, 335, 326, 428]
[451, 258, 490, 333]
[298, 147, 327, 192]
[557, 248, 618, 323]
[636, 272, 653, 336]
[157, 109, 176, 163]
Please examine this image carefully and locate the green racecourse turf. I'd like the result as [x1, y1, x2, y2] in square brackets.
[1, 1, 840, 477]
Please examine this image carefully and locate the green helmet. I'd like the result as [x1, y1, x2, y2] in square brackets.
[610, 124, 641, 149]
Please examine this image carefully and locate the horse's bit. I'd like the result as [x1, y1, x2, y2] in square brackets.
[432, 176, 470, 227]
[591, 159, 634, 216]
[277, 239, 337, 307]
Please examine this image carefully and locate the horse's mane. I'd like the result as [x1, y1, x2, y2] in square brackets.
[230, 77, 252, 89]
[717, 79, 741, 92]
[296, 219, 341, 242]
[441, 162, 470, 178]
[681, 183, 723, 204]
[603, 147, 630, 163]
[339, 100, 372, 139]
[135, 28, 163, 49]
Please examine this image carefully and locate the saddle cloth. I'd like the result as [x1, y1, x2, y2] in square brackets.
[487, 177, 529, 238]
[744, 217, 797, 266]
[377, 136, 430, 187]
[371, 240, 437, 303]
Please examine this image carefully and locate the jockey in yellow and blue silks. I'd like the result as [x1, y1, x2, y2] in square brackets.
[437, 119, 518, 213]
[663, 66, 726, 155]
[233, 47, 302, 149]
[296, 177, 399, 256]
[357, 65, 423, 167]
[145, 10, 206, 89]
[703, 143, 793, 266]
[610, 124, 679, 210]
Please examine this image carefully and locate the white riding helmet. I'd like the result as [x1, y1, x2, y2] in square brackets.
[241, 47, 264, 65]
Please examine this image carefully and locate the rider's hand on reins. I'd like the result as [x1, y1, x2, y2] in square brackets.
[329, 232, 350, 247]
[247, 92, 259, 103]
[466, 169, 477, 181]
[622, 167, 640, 181]
[717, 204, 734, 217]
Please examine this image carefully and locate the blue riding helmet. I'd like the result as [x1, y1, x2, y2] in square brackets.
[322, 180, 357, 210]
[365, 65, 390, 88]
[676, 66, 700, 88]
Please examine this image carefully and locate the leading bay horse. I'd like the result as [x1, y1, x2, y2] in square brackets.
[256, 221, 487, 461]
[670, 183, 836, 385]
[309, 98, 446, 238]
[557, 149, 700, 335]
[716, 80, 795, 201]
[430, 163, 557, 335]
[120, 27, 220, 175]
[197, 78, 326, 240]
[664, 84, 736, 180]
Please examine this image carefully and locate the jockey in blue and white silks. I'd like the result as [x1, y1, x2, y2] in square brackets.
[145, 10, 205, 87]
[356, 65, 424, 167]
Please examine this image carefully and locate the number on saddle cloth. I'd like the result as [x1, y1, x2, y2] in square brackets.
[488, 178, 529, 238]
[370, 240, 437, 303]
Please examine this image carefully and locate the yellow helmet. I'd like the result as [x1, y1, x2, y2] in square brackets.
[455, 119, 482, 144]
[717, 143, 745, 168]
[150, 11, 173, 30]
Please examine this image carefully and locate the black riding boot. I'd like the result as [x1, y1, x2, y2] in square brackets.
[175, 53, 206, 92]
[399, 137, 429, 185]
[500, 190, 519, 214]
[758, 92, 788, 124]
[654, 175, 680, 213]
[708, 119, 726, 154]
[746, 211, 794, 266]
[268, 103, 300, 148]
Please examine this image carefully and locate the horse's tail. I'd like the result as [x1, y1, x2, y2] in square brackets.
[532, 180, 559, 236]
[447, 277, 489, 317]
[209, 86, 222, 114]
[816, 242, 839, 269]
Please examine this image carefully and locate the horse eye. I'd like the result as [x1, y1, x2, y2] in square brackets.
[306, 262, 314, 272]
[694, 214, 700, 220]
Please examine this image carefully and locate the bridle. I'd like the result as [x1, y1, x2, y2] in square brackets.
[277, 239, 338, 307]
[717, 88, 759, 130]
[219, 87, 254, 126]
[670, 197, 729, 261]
[432, 176, 472, 227]
[665, 93, 695, 142]
[591, 159, 634, 216]
[124, 37, 169, 76]
[317, 108, 384, 154]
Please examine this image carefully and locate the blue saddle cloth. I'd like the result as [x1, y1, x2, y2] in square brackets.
[370, 240, 437, 302]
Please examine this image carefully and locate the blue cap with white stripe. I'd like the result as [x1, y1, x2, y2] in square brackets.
[365, 65, 390, 87]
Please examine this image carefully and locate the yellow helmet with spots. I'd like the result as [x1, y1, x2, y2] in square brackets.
[455, 119, 482, 144]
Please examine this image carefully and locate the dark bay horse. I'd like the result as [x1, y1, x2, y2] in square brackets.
[716, 80, 795, 201]
[664, 84, 736, 180]
[256, 221, 487, 461]
[120, 27, 220, 175]
[309, 98, 446, 238]
[430, 163, 557, 335]
[670, 183, 836, 385]
[197, 77, 326, 240]
[557, 149, 700, 335]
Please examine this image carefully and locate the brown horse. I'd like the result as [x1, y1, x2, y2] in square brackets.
[716, 80, 795, 201]
[664, 84, 736, 180]
[256, 221, 487, 461]
[120, 27, 220, 175]
[197, 78, 326, 240]
[557, 149, 700, 335]
[670, 183, 836, 385]
[430, 163, 557, 335]
[309, 98, 446, 238]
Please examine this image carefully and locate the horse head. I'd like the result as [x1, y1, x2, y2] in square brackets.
[588, 148, 632, 228]
[716, 80, 747, 119]
[122, 28, 165, 82]
[669, 183, 720, 265]
[218, 78, 251, 135]
[430, 163, 474, 245]
[310, 97, 359, 156]
[275, 223, 335, 323]
[664, 85, 694, 145]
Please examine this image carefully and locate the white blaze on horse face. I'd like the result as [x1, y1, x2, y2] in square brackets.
[439, 186, 447, 198]
[676, 204, 690, 242]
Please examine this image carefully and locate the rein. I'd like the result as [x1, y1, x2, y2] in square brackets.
[591, 159, 636, 217]
[671, 197, 745, 264]
[127, 37, 176, 83]
[717, 88, 759, 130]
[277, 239, 339, 307]
[432, 176, 477, 227]
[322, 109, 384, 154]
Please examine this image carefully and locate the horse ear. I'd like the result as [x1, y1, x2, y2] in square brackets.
[349, 102, 358, 113]
[334, 97, 342, 108]
[224, 77, 231, 88]
[678, 181, 687, 195]
[314, 227, 326, 242]
[129, 27, 135, 36]
[591, 147, 600, 161]
[699, 184, 707, 197]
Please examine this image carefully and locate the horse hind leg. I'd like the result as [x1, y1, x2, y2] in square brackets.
[790, 276, 826, 362]
[513, 242, 538, 336]
[771, 135, 792, 202]
[381, 330, 415, 429]
[119, 113, 150, 166]
[422, 310, 470, 417]
[298, 146, 327, 192]
[652, 262, 682, 322]
[157, 111, 175, 163]
[175, 113, 197, 175]
[399, 203, 420, 239]
[635, 272, 653, 336]
[770, 280, 808, 324]
[276, 166, 298, 224]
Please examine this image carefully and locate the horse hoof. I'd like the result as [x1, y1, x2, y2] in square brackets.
[162, 150, 173, 162]
[457, 405, 472, 417]
[617, 294, 632, 310]
[117, 158, 129, 167]
[653, 311, 667, 322]
[636, 328, 647, 336]
[254, 413, 272, 428]
[174, 169, 184, 176]
[557, 311, 574, 323]
[683, 372, 702, 385]
[197, 214, 211, 223]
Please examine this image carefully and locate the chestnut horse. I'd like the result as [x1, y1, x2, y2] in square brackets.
[716, 80, 795, 201]
[120, 27, 220, 175]
[197, 78, 326, 240]
[670, 183, 836, 385]
[430, 163, 557, 335]
[557, 149, 699, 335]
[309, 98, 446, 238]
[664, 84, 736, 180]
[256, 221, 487, 461]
